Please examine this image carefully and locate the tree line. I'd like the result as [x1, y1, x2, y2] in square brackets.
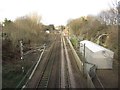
[66, 2, 119, 60]
[2, 13, 55, 62]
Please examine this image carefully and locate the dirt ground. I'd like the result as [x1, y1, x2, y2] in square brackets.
[96, 59, 119, 88]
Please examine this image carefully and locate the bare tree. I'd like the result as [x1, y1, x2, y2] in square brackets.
[117, 1, 120, 25]
[97, 0, 119, 25]
[109, 0, 119, 25]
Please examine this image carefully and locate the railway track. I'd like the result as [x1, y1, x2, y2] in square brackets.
[36, 35, 72, 88]
[61, 36, 75, 88]
[63, 36, 87, 88]
[25, 34, 87, 88]
[47, 36, 61, 88]
[36, 35, 59, 88]
[64, 53, 71, 88]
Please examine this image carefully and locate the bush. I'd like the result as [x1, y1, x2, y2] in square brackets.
[70, 36, 78, 48]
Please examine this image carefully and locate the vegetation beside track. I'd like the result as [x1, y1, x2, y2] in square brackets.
[2, 13, 56, 88]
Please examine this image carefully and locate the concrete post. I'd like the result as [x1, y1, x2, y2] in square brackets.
[20, 40, 24, 73]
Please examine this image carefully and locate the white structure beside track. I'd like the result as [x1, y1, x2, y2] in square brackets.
[80, 40, 114, 69]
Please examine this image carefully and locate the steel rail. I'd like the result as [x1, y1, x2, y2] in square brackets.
[36, 37, 58, 89]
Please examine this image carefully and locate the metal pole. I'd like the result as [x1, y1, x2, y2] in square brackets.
[83, 43, 85, 76]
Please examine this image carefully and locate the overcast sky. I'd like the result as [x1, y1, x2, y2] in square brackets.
[0, 0, 118, 26]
